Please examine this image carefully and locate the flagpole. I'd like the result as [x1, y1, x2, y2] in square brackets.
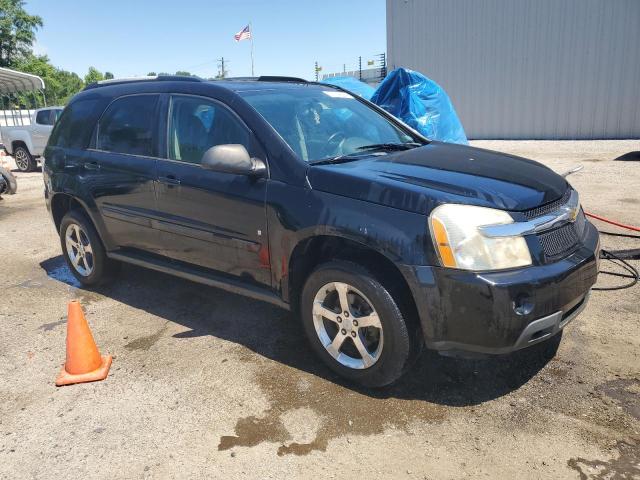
[250, 21, 255, 76]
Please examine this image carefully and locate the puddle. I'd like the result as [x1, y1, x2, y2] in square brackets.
[218, 359, 447, 456]
[46, 262, 82, 288]
[125, 322, 169, 351]
[568, 438, 640, 479]
[39, 256, 103, 305]
[597, 378, 640, 421]
[216, 323, 561, 456]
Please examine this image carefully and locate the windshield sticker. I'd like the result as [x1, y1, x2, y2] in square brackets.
[323, 91, 354, 99]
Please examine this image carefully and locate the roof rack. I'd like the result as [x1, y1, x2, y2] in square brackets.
[220, 76, 308, 83]
[258, 76, 308, 83]
[83, 75, 203, 90]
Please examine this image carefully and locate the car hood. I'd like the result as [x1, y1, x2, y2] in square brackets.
[307, 141, 569, 215]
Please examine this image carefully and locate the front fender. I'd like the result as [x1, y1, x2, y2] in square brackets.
[266, 181, 438, 299]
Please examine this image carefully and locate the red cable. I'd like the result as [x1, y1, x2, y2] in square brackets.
[585, 212, 640, 232]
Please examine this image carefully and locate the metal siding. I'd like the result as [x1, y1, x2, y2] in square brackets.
[386, 0, 640, 139]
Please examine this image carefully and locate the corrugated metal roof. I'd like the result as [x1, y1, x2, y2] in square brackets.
[0, 67, 45, 94]
[387, 0, 640, 139]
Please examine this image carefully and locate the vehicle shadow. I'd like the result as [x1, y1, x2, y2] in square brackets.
[40, 255, 559, 407]
[614, 151, 640, 162]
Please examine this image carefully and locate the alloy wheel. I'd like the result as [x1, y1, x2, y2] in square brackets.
[65, 223, 94, 277]
[312, 282, 384, 369]
[14, 149, 29, 171]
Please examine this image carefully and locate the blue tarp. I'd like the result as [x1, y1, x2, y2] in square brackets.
[320, 76, 375, 100]
[370, 68, 468, 145]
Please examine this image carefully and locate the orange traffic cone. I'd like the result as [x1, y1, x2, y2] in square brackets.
[55, 300, 112, 386]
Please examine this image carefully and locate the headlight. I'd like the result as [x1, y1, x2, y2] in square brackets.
[429, 204, 532, 271]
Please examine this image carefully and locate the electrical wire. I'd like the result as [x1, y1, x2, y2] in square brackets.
[598, 230, 640, 240]
[593, 249, 639, 291]
[585, 212, 640, 232]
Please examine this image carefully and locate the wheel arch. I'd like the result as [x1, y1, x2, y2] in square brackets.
[12, 139, 32, 156]
[50, 193, 106, 243]
[287, 234, 421, 331]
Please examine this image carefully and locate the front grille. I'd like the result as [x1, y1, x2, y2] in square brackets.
[524, 189, 572, 220]
[538, 223, 579, 258]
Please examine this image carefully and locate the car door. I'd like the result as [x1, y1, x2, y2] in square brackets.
[83, 93, 165, 255]
[155, 94, 270, 287]
[32, 109, 55, 154]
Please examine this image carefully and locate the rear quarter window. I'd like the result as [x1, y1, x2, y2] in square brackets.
[49, 97, 109, 149]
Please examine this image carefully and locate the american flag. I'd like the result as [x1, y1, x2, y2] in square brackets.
[234, 24, 251, 42]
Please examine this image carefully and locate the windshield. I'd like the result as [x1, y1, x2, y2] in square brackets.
[239, 86, 418, 162]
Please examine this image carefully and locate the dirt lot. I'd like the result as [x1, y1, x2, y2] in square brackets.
[0, 141, 638, 479]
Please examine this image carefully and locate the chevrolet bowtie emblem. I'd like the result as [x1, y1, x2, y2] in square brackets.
[568, 206, 579, 223]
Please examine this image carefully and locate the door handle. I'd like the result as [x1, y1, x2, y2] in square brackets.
[158, 175, 181, 186]
[84, 161, 100, 171]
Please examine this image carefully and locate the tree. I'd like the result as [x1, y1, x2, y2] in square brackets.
[147, 72, 156, 76]
[84, 66, 104, 84]
[0, 0, 43, 67]
[54, 69, 84, 104]
[174, 71, 192, 77]
[104, 71, 114, 80]
[13, 53, 83, 105]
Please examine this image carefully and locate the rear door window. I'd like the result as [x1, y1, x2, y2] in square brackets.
[96, 95, 159, 156]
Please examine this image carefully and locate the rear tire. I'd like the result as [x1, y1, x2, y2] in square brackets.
[13, 146, 36, 172]
[300, 261, 414, 387]
[59, 209, 119, 286]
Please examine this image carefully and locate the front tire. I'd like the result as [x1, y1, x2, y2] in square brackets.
[13, 146, 36, 172]
[59, 210, 119, 286]
[300, 261, 413, 387]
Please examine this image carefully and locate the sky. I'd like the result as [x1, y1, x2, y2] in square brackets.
[25, 0, 387, 81]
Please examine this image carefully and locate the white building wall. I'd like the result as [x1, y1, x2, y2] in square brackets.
[387, 0, 640, 139]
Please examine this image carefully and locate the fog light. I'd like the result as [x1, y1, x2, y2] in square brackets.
[513, 296, 534, 316]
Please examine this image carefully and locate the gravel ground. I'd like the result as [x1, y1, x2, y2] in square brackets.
[0, 140, 638, 480]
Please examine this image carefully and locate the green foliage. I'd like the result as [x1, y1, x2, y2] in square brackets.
[147, 72, 156, 76]
[12, 53, 83, 106]
[174, 71, 192, 77]
[84, 66, 104, 84]
[104, 71, 114, 80]
[0, 0, 43, 67]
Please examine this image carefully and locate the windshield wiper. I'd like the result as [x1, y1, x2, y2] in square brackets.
[356, 142, 423, 152]
[309, 142, 423, 166]
[308, 154, 366, 166]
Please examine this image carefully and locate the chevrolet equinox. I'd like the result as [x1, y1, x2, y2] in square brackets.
[43, 76, 600, 386]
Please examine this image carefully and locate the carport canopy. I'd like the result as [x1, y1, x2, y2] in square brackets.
[0, 67, 45, 94]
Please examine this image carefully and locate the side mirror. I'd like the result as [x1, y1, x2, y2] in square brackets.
[201, 144, 266, 177]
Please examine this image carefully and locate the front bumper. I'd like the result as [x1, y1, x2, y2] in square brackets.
[401, 221, 600, 354]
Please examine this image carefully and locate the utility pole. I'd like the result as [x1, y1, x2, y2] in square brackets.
[377, 52, 387, 81]
[358, 56, 362, 81]
[217, 57, 229, 79]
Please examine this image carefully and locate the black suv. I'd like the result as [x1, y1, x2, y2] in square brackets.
[43, 76, 599, 387]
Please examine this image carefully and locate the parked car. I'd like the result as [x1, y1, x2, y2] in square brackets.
[43, 76, 600, 387]
[1, 106, 64, 171]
